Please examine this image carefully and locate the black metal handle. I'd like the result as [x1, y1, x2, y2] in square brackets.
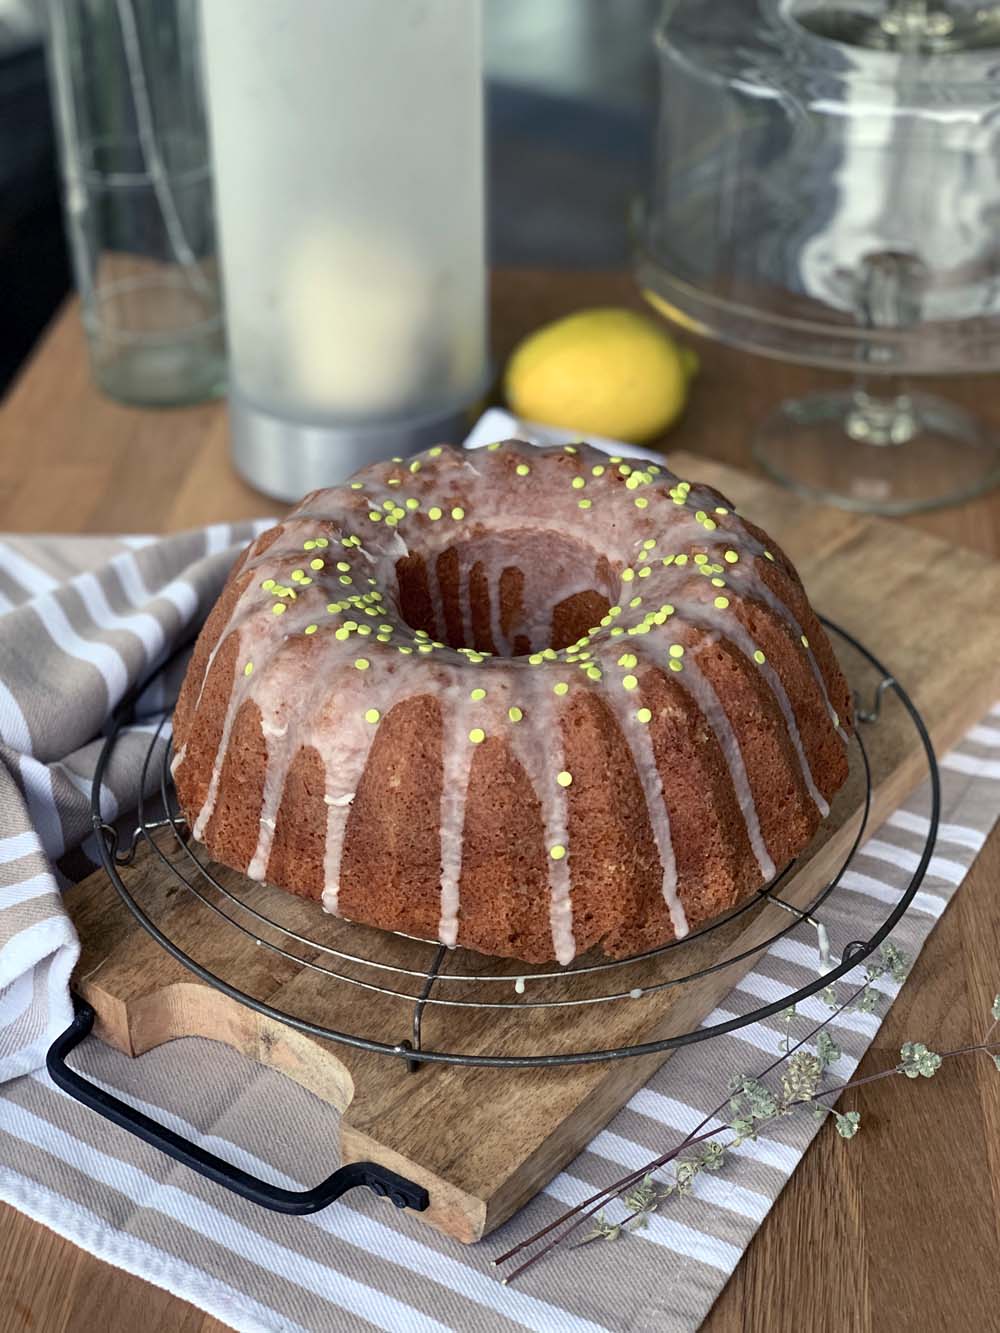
[46, 998, 429, 1217]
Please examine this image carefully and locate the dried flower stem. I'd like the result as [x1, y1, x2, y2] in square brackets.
[495, 971, 875, 1283]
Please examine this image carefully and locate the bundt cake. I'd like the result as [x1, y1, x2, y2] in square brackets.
[171, 439, 852, 965]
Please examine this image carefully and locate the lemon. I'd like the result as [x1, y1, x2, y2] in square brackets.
[504, 308, 696, 444]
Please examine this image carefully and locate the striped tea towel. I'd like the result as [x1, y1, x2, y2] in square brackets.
[0, 523, 272, 1079]
[1, 482, 999, 1329]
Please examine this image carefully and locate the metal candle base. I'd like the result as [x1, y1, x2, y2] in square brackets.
[228, 391, 470, 502]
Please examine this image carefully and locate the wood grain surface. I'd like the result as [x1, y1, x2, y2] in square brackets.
[1, 271, 1000, 1329]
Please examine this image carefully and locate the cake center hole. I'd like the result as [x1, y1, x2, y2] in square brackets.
[395, 529, 616, 658]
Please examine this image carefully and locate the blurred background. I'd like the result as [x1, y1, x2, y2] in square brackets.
[0, 0, 658, 395]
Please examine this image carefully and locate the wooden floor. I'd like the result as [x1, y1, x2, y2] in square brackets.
[1, 270, 999, 1331]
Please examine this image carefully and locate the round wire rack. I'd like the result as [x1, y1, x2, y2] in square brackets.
[91, 618, 939, 1069]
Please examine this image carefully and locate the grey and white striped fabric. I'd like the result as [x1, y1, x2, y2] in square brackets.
[0, 520, 998, 1332]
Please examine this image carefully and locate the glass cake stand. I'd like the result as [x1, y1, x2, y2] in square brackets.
[636, 0, 1000, 514]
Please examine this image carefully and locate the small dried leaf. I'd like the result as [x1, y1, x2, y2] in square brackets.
[835, 1110, 861, 1139]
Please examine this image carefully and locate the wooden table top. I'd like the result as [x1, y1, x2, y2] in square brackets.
[1, 270, 999, 1333]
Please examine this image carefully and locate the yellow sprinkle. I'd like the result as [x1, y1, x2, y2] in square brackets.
[409, 460, 422, 473]
[379, 623, 394, 633]
[291, 569, 304, 581]
[642, 539, 656, 550]
[243, 662, 253, 676]
[428, 506, 443, 521]
[377, 633, 391, 643]
[703, 519, 717, 531]
[801, 635, 810, 648]
[549, 844, 566, 860]
[451, 506, 465, 521]
[303, 540, 315, 551]
[315, 538, 329, 548]
[578, 499, 592, 510]
[468, 727, 485, 744]
[610, 627, 625, 637]
[638, 566, 652, 578]
[354, 658, 370, 670]
[387, 478, 401, 487]
[724, 550, 739, 563]
[365, 708, 380, 724]
[634, 497, 648, 509]
[622, 674, 638, 690]
[668, 659, 683, 673]
[350, 481, 364, 490]
[470, 687, 486, 701]
[609, 455, 622, 463]
[662, 603, 674, 615]
[553, 682, 569, 696]
[618, 652, 637, 668]
[336, 561, 350, 572]
[418, 644, 434, 653]
[592, 464, 605, 477]
[571, 476, 586, 490]
[696, 510, 707, 522]
[368, 511, 382, 523]
[715, 507, 729, 515]
[406, 497, 420, 510]
[669, 644, 684, 659]
[508, 706, 523, 722]
[764, 550, 775, 561]
[398, 646, 413, 655]
[714, 596, 730, 609]
[621, 569, 635, 582]
[305, 558, 322, 572]
[487, 441, 502, 451]
[272, 603, 286, 616]
[339, 575, 353, 586]
[357, 625, 372, 636]
[528, 652, 544, 665]
[754, 650, 766, 664]
[586, 665, 602, 680]
[619, 464, 632, 476]
[429, 446, 443, 457]
[261, 578, 275, 591]
[556, 770, 573, 788]
[675, 554, 688, 566]
[515, 463, 531, 476]
[564, 445, 578, 454]
[711, 577, 726, 587]
[636, 707, 652, 724]
[694, 554, 708, 566]
[304, 623, 318, 635]
[335, 627, 350, 640]
[467, 652, 485, 664]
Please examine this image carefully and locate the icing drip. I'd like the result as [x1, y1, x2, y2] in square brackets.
[436, 680, 479, 947]
[602, 685, 688, 936]
[685, 604, 830, 817]
[674, 651, 776, 881]
[505, 676, 576, 965]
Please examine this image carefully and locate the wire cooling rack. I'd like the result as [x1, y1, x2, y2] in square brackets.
[88, 617, 939, 1070]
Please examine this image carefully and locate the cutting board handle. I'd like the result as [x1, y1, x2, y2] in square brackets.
[46, 996, 429, 1218]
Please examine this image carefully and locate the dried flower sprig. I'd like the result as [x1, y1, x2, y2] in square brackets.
[493, 944, 1000, 1285]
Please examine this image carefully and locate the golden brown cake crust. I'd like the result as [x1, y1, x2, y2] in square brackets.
[171, 440, 853, 966]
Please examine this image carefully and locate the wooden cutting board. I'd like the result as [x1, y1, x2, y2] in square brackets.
[63, 453, 1000, 1243]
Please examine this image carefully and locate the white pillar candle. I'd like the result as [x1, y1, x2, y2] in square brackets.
[201, 0, 486, 428]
